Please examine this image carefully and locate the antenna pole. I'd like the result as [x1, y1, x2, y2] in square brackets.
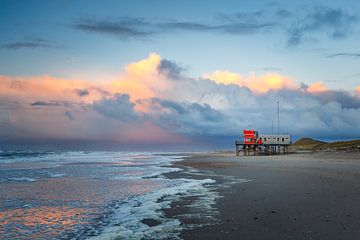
[277, 101, 280, 135]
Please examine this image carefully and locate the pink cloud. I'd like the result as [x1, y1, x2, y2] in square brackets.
[356, 86, 360, 97]
[203, 71, 299, 94]
[1, 53, 360, 146]
[306, 82, 329, 94]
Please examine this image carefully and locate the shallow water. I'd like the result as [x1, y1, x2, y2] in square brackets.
[0, 151, 219, 239]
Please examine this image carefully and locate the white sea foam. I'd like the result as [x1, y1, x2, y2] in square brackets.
[87, 178, 217, 240]
[110, 166, 182, 180]
[49, 173, 66, 178]
[9, 177, 37, 182]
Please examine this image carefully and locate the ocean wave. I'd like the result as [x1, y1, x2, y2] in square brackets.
[0, 150, 54, 161]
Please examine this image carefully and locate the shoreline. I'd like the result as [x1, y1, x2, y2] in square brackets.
[164, 151, 360, 239]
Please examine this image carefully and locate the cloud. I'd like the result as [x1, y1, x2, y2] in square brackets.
[73, 18, 153, 40]
[157, 59, 184, 80]
[314, 90, 360, 109]
[71, 6, 359, 47]
[159, 21, 276, 34]
[30, 101, 62, 107]
[110, 53, 171, 102]
[0, 75, 106, 104]
[148, 98, 226, 136]
[99, 54, 360, 140]
[93, 94, 140, 122]
[203, 71, 298, 94]
[356, 86, 360, 97]
[75, 89, 90, 97]
[306, 82, 328, 94]
[327, 52, 360, 58]
[1, 53, 360, 148]
[1, 39, 56, 50]
[73, 15, 277, 40]
[287, 6, 358, 46]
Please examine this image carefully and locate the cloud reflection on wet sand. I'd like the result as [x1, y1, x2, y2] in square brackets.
[0, 171, 163, 238]
[0, 206, 91, 239]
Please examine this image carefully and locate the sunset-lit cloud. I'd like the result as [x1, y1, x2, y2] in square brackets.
[1, 53, 360, 147]
[203, 71, 298, 94]
[306, 82, 329, 94]
[356, 86, 360, 97]
[110, 53, 170, 101]
[0, 75, 106, 104]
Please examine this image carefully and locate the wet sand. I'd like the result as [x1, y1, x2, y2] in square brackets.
[166, 151, 360, 240]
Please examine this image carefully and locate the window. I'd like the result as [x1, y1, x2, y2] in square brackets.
[282, 137, 284, 142]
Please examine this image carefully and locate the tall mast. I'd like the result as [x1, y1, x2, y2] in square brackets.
[277, 101, 280, 135]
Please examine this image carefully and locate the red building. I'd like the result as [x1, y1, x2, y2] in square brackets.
[243, 130, 258, 145]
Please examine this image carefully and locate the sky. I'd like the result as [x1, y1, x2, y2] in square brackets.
[1, 0, 360, 150]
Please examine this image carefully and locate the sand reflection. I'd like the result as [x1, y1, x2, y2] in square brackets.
[0, 159, 165, 239]
[0, 206, 92, 239]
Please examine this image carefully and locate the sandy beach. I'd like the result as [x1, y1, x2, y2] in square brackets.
[165, 151, 360, 240]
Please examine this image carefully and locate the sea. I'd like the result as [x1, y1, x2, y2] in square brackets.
[0, 151, 221, 239]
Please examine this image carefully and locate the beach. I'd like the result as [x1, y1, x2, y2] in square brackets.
[1, 150, 360, 239]
[166, 151, 360, 240]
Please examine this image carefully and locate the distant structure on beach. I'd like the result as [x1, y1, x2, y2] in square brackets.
[235, 129, 292, 156]
[235, 100, 292, 156]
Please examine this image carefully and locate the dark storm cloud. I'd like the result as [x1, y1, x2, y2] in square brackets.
[149, 98, 226, 136]
[73, 18, 153, 39]
[91, 94, 228, 136]
[30, 100, 82, 108]
[159, 21, 276, 34]
[312, 90, 360, 109]
[1, 39, 55, 50]
[327, 52, 360, 58]
[157, 59, 185, 80]
[296, 83, 360, 108]
[153, 98, 223, 121]
[159, 21, 217, 31]
[287, 7, 358, 46]
[75, 89, 90, 97]
[93, 94, 140, 122]
[30, 101, 62, 107]
[73, 15, 277, 40]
